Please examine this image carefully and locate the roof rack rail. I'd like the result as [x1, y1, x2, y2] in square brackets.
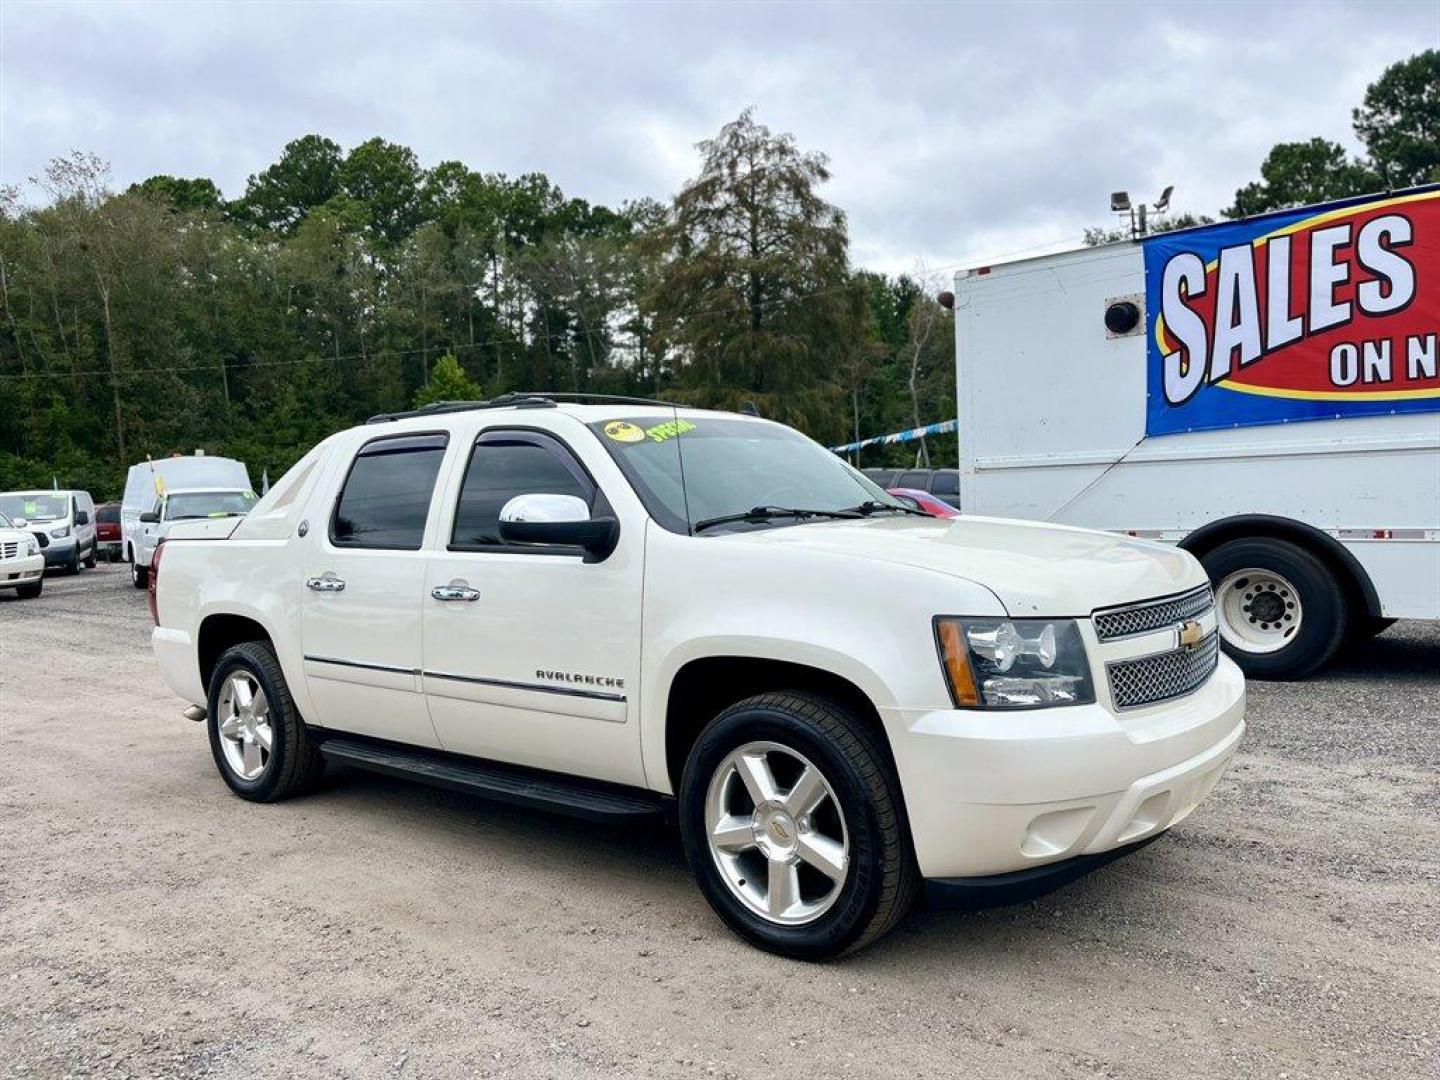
[366, 391, 681, 425]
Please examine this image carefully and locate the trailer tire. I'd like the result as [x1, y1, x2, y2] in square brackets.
[1202, 537, 1347, 680]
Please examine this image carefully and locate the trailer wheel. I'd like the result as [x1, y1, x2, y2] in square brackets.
[1202, 537, 1347, 680]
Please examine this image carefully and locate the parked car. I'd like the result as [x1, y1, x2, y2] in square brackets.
[862, 467, 960, 506]
[131, 487, 257, 587]
[122, 454, 251, 571]
[0, 489, 97, 574]
[95, 502, 122, 559]
[0, 510, 45, 599]
[150, 394, 1243, 960]
[887, 487, 960, 518]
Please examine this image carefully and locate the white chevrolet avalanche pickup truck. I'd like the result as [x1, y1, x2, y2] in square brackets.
[151, 394, 1245, 959]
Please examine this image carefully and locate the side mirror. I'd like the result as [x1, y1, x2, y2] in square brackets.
[75, 511, 90, 525]
[139, 511, 160, 524]
[12, 517, 27, 528]
[498, 493, 618, 560]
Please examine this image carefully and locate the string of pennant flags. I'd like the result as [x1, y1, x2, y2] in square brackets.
[829, 418, 959, 455]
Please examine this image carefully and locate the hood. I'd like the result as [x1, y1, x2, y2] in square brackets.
[161, 517, 246, 542]
[0, 527, 33, 545]
[715, 514, 1205, 616]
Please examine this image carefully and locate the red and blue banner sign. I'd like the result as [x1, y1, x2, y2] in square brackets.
[1144, 186, 1440, 436]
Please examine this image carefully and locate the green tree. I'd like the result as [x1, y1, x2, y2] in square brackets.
[412, 352, 480, 408]
[236, 134, 343, 234]
[1354, 49, 1440, 187]
[1227, 138, 1377, 217]
[128, 175, 223, 213]
[340, 138, 424, 245]
[646, 108, 865, 439]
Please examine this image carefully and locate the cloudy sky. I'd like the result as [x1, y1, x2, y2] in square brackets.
[2, 0, 1436, 275]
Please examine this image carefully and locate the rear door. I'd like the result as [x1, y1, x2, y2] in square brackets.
[299, 432, 451, 748]
[419, 423, 645, 785]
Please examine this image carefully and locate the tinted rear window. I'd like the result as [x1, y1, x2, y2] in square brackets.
[931, 471, 960, 498]
[897, 471, 928, 489]
[331, 434, 448, 550]
[97, 505, 120, 523]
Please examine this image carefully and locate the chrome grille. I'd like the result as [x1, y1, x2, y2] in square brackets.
[1093, 584, 1213, 641]
[0, 541, 17, 559]
[1107, 631, 1220, 710]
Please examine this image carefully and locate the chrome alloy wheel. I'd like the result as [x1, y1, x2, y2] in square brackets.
[704, 741, 849, 926]
[1216, 568, 1303, 654]
[217, 671, 273, 780]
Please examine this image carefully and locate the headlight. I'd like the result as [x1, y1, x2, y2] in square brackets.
[24, 539, 38, 557]
[51, 526, 71, 539]
[934, 617, 1095, 708]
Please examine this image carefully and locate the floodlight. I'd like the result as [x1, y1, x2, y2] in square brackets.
[1111, 191, 1131, 212]
[1155, 185, 1174, 212]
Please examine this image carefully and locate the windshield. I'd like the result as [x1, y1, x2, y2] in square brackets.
[0, 511, 11, 528]
[588, 415, 901, 534]
[163, 491, 257, 521]
[0, 493, 68, 522]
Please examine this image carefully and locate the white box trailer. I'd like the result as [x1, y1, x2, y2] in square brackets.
[953, 185, 1439, 678]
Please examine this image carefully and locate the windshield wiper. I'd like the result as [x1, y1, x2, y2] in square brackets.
[847, 499, 933, 518]
[692, 505, 864, 533]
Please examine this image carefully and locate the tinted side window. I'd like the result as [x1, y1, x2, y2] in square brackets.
[97, 505, 120, 523]
[331, 434, 448, 550]
[897, 471, 928, 489]
[451, 434, 593, 550]
[931, 471, 960, 498]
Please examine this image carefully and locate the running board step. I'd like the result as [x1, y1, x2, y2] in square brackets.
[318, 738, 666, 824]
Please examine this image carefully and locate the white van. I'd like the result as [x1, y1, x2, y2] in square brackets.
[122, 455, 251, 572]
[950, 185, 1439, 679]
[0, 489, 98, 574]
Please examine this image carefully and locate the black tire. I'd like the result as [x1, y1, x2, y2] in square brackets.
[131, 561, 148, 589]
[15, 579, 42, 600]
[679, 691, 919, 960]
[206, 641, 325, 802]
[1202, 537, 1348, 680]
[65, 549, 80, 574]
[83, 545, 96, 569]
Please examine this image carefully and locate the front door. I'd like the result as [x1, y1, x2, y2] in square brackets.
[300, 432, 450, 748]
[420, 426, 645, 785]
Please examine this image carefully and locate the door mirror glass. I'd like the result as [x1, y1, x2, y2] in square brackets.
[498, 494, 618, 558]
[75, 510, 90, 525]
[139, 511, 160, 524]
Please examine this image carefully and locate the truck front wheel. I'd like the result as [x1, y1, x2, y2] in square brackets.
[678, 692, 918, 960]
[130, 561, 148, 589]
[1202, 537, 1347, 680]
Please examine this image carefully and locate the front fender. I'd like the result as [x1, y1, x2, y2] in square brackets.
[638, 526, 1006, 792]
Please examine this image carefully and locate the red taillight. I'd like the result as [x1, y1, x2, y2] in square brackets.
[148, 540, 164, 625]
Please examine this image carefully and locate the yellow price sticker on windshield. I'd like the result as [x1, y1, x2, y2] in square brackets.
[604, 421, 646, 443]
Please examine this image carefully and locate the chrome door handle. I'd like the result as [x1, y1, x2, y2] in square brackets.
[431, 584, 480, 602]
[306, 575, 346, 593]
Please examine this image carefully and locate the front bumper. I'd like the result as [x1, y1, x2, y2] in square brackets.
[883, 656, 1245, 880]
[0, 554, 45, 588]
[39, 535, 76, 566]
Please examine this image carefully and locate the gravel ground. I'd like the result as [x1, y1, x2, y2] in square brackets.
[1, 563, 1436, 1080]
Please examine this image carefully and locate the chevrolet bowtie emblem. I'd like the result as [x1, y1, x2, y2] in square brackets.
[1178, 619, 1204, 648]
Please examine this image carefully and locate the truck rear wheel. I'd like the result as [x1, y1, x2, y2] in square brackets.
[206, 641, 325, 802]
[678, 692, 918, 960]
[1202, 537, 1347, 680]
[131, 561, 148, 589]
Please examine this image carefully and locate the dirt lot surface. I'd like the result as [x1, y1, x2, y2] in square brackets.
[1, 563, 1436, 1079]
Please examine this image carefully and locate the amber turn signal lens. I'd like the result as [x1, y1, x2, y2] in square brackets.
[936, 619, 981, 707]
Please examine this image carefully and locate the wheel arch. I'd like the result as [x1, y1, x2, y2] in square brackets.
[661, 655, 892, 796]
[1179, 514, 1380, 617]
[197, 612, 276, 694]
